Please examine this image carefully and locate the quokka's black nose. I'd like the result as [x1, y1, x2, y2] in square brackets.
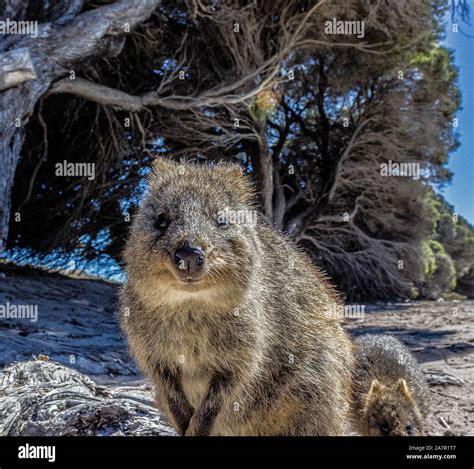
[173, 245, 205, 274]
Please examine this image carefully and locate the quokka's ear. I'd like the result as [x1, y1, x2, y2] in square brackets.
[151, 157, 180, 174]
[368, 379, 383, 398]
[149, 157, 183, 186]
[215, 162, 245, 178]
[363, 379, 384, 413]
[395, 378, 412, 399]
[214, 163, 256, 204]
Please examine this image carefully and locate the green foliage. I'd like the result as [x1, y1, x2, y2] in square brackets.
[421, 239, 456, 298]
[422, 240, 437, 276]
[410, 45, 458, 85]
[419, 189, 474, 298]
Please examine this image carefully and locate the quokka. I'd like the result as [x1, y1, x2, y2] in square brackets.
[352, 334, 429, 436]
[120, 159, 354, 436]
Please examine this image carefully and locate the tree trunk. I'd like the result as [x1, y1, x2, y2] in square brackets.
[0, 55, 52, 250]
[251, 128, 274, 222]
[0, 129, 23, 252]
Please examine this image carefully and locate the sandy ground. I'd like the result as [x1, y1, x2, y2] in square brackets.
[0, 266, 472, 435]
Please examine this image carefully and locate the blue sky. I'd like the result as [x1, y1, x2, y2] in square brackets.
[442, 12, 474, 223]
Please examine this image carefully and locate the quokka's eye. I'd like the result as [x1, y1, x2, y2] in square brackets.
[217, 216, 230, 229]
[405, 425, 413, 435]
[155, 213, 170, 233]
[381, 424, 390, 435]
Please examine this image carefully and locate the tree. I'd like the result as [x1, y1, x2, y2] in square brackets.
[428, 191, 474, 298]
[1, 0, 469, 300]
[3, 0, 379, 250]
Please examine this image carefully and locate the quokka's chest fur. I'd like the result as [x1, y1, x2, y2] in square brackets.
[137, 305, 257, 370]
[149, 312, 216, 367]
[143, 309, 257, 408]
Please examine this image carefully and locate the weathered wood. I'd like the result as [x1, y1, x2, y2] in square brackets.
[0, 47, 36, 91]
[0, 360, 176, 436]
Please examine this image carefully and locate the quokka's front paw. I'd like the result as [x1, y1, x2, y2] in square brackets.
[184, 414, 200, 436]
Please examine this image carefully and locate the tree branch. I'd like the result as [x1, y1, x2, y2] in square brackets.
[0, 48, 36, 91]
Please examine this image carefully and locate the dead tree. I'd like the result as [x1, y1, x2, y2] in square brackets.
[0, 0, 160, 251]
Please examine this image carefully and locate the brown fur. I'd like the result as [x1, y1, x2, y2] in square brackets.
[120, 159, 354, 436]
[352, 334, 429, 436]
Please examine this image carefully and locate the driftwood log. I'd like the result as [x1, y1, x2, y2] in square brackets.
[0, 360, 176, 436]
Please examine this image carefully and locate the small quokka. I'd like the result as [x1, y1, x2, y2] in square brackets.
[120, 158, 354, 436]
[352, 334, 429, 436]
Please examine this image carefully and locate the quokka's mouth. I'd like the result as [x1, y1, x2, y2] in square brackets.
[179, 277, 204, 283]
[172, 277, 209, 292]
[170, 269, 208, 285]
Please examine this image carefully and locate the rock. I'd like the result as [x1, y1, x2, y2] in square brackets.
[426, 372, 465, 386]
[0, 360, 176, 436]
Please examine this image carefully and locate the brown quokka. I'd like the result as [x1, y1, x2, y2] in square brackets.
[352, 334, 429, 436]
[120, 158, 354, 436]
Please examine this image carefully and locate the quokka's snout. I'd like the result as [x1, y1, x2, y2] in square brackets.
[172, 242, 206, 281]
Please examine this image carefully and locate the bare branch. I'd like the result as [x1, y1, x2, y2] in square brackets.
[0, 48, 36, 91]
